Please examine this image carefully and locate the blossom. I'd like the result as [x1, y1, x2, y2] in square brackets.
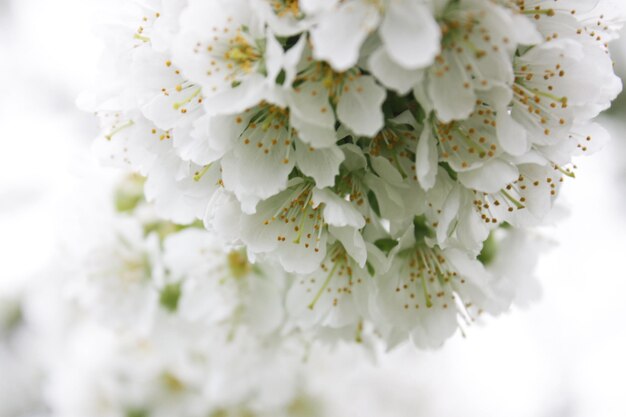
[164, 228, 286, 334]
[194, 102, 345, 213]
[82, 0, 623, 349]
[512, 39, 621, 147]
[172, 0, 284, 115]
[65, 214, 162, 332]
[372, 226, 507, 348]
[287, 45, 387, 138]
[305, 0, 441, 72]
[235, 180, 366, 274]
[416, 0, 540, 122]
[286, 239, 383, 331]
[251, 0, 312, 36]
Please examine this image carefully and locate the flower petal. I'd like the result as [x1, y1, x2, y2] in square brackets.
[312, 188, 365, 229]
[368, 48, 422, 94]
[295, 143, 344, 188]
[457, 159, 519, 194]
[309, 0, 380, 71]
[329, 225, 367, 267]
[415, 124, 438, 190]
[337, 75, 386, 137]
[380, 0, 440, 69]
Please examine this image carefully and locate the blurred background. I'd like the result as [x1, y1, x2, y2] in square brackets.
[1, 0, 626, 416]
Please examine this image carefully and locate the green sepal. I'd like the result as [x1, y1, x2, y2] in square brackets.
[159, 282, 182, 312]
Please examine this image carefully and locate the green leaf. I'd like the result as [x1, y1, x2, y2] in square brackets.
[126, 409, 149, 417]
[478, 232, 498, 266]
[374, 238, 399, 255]
[275, 69, 286, 85]
[438, 161, 458, 181]
[413, 215, 434, 242]
[159, 283, 182, 312]
[367, 190, 381, 217]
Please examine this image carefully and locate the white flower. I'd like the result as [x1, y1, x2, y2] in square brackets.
[420, 170, 491, 254]
[66, 216, 162, 333]
[505, 0, 624, 48]
[92, 112, 170, 175]
[144, 151, 220, 224]
[237, 180, 366, 274]
[540, 121, 610, 165]
[309, 0, 440, 72]
[130, 47, 204, 132]
[288, 46, 387, 138]
[163, 228, 286, 334]
[286, 240, 386, 331]
[81, 0, 624, 351]
[365, 112, 429, 221]
[251, 0, 311, 36]
[485, 227, 551, 309]
[172, 0, 283, 115]
[417, 103, 519, 193]
[372, 226, 505, 348]
[196, 102, 345, 213]
[418, 0, 539, 122]
[512, 39, 621, 147]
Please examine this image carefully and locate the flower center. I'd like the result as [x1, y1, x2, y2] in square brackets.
[133, 11, 161, 44]
[307, 244, 353, 310]
[433, 107, 499, 170]
[227, 250, 251, 279]
[239, 102, 293, 164]
[396, 245, 461, 310]
[224, 33, 263, 74]
[271, 0, 303, 18]
[514, 63, 569, 137]
[264, 183, 324, 249]
[295, 62, 359, 105]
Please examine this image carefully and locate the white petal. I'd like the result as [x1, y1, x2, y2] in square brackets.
[428, 53, 476, 122]
[436, 185, 462, 246]
[571, 122, 610, 156]
[329, 225, 367, 267]
[203, 189, 243, 243]
[340, 143, 368, 171]
[456, 204, 489, 255]
[310, 0, 380, 71]
[176, 114, 226, 165]
[299, 0, 337, 14]
[511, 14, 542, 45]
[295, 143, 344, 188]
[282, 36, 307, 86]
[457, 159, 519, 193]
[410, 308, 457, 349]
[368, 48, 422, 94]
[363, 174, 407, 221]
[415, 125, 438, 190]
[221, 135, 294, 213]
[202, 76, 268, 115]
[290, 112, 338, 148]
[265, 32, 284, 83]
[244, 277, 284, 334]
[288, 81, 335, 129]
[337, 75, 386, 136]
[312, 188, 365, 229]
[380, 0, 440, 69]
[370, 155, 404, 184]
[278, 234, 328, 274]
[496, 110, 529, 156]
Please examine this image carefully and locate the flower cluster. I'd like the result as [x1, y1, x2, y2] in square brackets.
[0, 173, 548, 416]
[83, 0, 622, 347]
